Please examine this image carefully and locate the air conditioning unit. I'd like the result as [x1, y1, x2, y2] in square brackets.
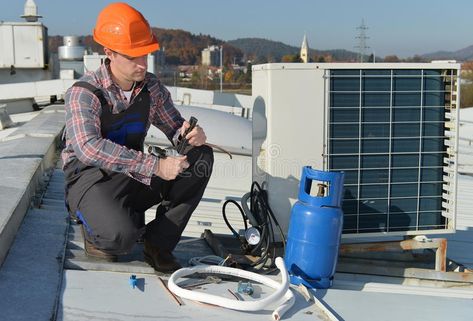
[252, 62, 460, 238]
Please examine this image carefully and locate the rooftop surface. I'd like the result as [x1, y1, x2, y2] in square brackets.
[0, 104, 472, 321]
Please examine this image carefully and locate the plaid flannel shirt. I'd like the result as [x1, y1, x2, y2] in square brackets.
[61, 60, 184, 185]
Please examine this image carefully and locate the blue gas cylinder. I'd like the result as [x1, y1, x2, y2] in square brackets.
[284, 166, 345, 289]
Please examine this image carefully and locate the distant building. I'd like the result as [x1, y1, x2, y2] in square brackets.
[300, 34, 309, 63]
[155, 47, 166, 66]
[177, 65, 199, 81]
[202, 45, 221, 66]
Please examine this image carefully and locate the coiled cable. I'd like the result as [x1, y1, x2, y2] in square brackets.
[222, 181, 286, 270]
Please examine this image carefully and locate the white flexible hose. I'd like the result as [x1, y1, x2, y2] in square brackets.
[168, 257, 295, 320]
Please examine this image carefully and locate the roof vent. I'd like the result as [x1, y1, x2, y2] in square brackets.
[21, 0, 42, 22]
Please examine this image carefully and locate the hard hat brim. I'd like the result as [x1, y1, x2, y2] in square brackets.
[94, 32, 160, 57]
[117, 39, 160, 57]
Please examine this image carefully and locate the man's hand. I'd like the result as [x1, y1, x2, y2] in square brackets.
[179, 121, 207, 146]
[155, 156, 189, 180]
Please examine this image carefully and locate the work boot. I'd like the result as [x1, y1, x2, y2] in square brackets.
[143, 241, 182, 273]
[80, 225, 117, 262]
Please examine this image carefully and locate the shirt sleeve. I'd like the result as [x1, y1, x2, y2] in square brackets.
[148, 81, 185, 141]
[64, 85, 159, 185]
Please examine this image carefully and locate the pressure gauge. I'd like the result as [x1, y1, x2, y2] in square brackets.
[244, 227, 261, 245]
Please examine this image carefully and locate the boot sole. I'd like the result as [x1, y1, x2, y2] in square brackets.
[84, 252, 117, 262]
[143, 252, 179, 274]
[80, 224, 118, 262]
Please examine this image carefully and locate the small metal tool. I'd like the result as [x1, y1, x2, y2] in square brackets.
[158, 277, 182, 306]
[179, 275, 222, 289]
[147, 116, 198, 158]
[147, 145, 168, 158]
[227, 288, 242, 300]
[237, 281, 254, 296]
[176, 116, 198, 155]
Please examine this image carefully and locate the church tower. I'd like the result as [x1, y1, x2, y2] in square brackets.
[300, 34, 309, 63]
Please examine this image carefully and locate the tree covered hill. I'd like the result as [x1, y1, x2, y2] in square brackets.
[422, 44, 473, 61]
[228, 38, 298, 61]
[228, 37, 360, 62]
[151, 28, 242, 65]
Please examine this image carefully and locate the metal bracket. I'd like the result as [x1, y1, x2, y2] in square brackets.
[340, 237, 447, 272]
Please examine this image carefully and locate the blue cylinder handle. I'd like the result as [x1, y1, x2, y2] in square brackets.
[298, 166, 345, 207]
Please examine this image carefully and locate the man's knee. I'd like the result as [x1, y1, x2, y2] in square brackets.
[200, 144, 214, 160]
[191, 145, 214, 177]
[110, 224, 142, 253]
[88, 222, 141, 254]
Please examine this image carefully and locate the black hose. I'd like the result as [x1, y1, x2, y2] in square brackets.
[250, 182, 286, 253]
[221, 181, 287, 270]
[222, 199, 247, 238]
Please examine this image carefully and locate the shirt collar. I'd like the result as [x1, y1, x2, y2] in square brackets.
[99, 58, 149, 92]
[97, 58, 113, 89]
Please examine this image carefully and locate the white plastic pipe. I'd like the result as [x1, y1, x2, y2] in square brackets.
[168, 257, 295, 320]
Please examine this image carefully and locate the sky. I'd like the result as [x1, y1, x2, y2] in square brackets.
[1, 0, 472, 58]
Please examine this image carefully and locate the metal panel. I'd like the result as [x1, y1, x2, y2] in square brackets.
[12, 24, 45, 68]
[252, 64, 326, 236]
[0, 25, 15, 67]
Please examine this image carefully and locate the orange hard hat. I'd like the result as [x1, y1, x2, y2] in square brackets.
[93, 2, 159, 57]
